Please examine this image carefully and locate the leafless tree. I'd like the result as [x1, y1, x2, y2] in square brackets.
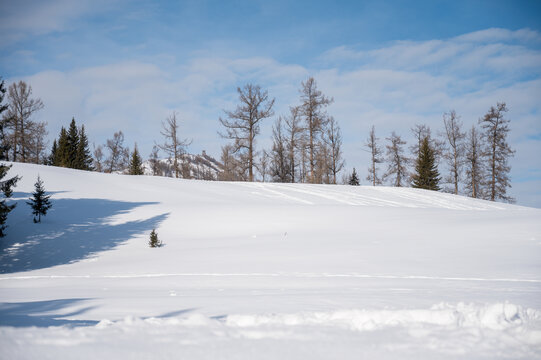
[218, 144, 244, 181]
[159, 111, 191, 178]
[384, 132, 409, 187]
[324, 116, 345, 184]
[31, 121, 48, 164]
[105, 131, 129, 173]
[410, 124, 444, 163]
[464, 125, 485, 199]
[270, 117, 291, 183]
[4, 81, 44, 162]
[284, 106, 304, 183]
[365, 125, 383, 186]
[299, 77, 333, 183]
[479, 102, 515, 202]
[149, 145, 161, 176]
[93, 144, 103, 172]
[442, 110, 466, 194]
[258, 149, 270, 182]
[219, 84, 275, 182]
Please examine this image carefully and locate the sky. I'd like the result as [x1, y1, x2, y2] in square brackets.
[1, 0, 540, 207]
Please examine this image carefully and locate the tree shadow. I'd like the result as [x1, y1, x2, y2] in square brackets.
[0, 198, 168, 273]
[0, 298, 99, 327]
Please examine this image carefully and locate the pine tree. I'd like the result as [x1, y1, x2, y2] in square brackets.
[27, 175, 52, 223]
[48, 139, 58, 166]
[149, 229, 161, 248]
[66, 118, 79, 168]
[129, 144, 144, 175]
[348, 168, 360, 185]
[479, 102, 515, 202]
[411, 137, 441, 191]
[0, 163, 20, 237]
[56, 127, 69, 167]
[75, 125, 93, 170]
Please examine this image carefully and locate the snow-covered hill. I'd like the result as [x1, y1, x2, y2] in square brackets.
[1, 162, 540, 359]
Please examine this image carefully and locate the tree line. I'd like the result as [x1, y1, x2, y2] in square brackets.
[0, 76, 515, 204]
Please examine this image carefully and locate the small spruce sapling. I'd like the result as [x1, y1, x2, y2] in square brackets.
[149, 229, 162, 248]
[348, 168, 360, 186]
[27, 175, 52, 223]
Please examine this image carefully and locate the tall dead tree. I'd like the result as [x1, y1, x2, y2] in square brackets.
[4, 81, 44, 163]
[105, 131, 129, 173]
[299, 77, 333, 183]
[464, 125, 484, 199]
[442, 110, 466, 194]
[365, 125, 383, 186]
[270, 117, 291, 183]
[324, 116, 345, 184]
[284, 106, 304, 183]
[159, 111, 191, 178]
[479, 102, 515, 202]
[219, 84, 274, 182]
[384, 132, 409, 187]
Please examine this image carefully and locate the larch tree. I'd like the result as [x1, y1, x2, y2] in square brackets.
[365, 125, 383, 186]
[442, 110, 466, 194]
[324, 116, 345, 184]
[92, 144, 104, 173]
[411, 137, 441, 191]
[384, 132, 409, 187]
[149, 145, 161, 176]
[284, 106, 304, 183]
[159, 112, 191, 178]
[479, 102, 515, 202]
[219, 84, 275, 182]
[464, 125, 484, 199]
[4, 81, 44, 163]
[105, 131, 129, 173]
[299, 77, 333, 183]
[270, 117, 291, 183]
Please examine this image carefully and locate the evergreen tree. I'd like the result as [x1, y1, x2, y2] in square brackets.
[56, 127, 69, 166]
[75, 125, 93, 170]
[129, 144, 144, 175]
[48, 139, 58, 166]
[26, 175, 52, 223]
[149, 229, 161, 248]
[411, 137, 441, 191]
[0, 163, 20, 237]
[348, 168, 360, 185]
[66, 118, 79, 168]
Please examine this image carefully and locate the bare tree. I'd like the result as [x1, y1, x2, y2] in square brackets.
[384, 132, 409, 187]
[258, 149, 270, 182]
[442, 110, 466, 194]
[219, 84, 275, 182]
[324, 116, 345, 184]
[270, 117, 291, 183]
[31, 121, 48, 164]
[93, 144, 103, 172]
[410, 124, 444, 163]
[284, 106, 304, 183]
[159, 111, 191, 178]
[149, 145, 161, 176]
[4, 81, 44, 162]
[464, 125, 484, 199]
[105, 131, 129, 173]
[365, 125, 383, 186]
[218, 144, 244, 181]
[299, 77, 333, 183]
[479, 102, 515, 202]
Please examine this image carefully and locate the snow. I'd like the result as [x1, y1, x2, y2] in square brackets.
[1, 162, 540, 359]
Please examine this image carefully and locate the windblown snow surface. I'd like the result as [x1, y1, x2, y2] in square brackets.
[1, 162, 540, 359]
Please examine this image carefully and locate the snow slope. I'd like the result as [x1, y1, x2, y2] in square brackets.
[1, 162, 540, 359]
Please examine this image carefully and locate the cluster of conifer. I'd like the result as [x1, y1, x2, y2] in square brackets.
[49, 118, 93, 170]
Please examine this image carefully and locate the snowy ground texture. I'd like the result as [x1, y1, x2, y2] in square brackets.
[1, 162, 540, 359]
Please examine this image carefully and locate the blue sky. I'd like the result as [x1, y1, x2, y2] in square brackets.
[1, 0, 540, 206]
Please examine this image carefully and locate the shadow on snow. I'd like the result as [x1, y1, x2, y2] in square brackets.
[0, 197, 168, 273]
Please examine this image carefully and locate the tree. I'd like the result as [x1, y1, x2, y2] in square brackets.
[384, 132, 409, 187]
[4, 81, 44, 162]
[219, 84, 275, 182]
[365, 125, 383, 186]
[410, 124, 444, 164]
[0, 163, 19, 237]
[0, 78, 10, 160]
[258, 149, 270, 182]
[129, 144, 144, 175]
[75, 125, 93, 170]
[93, 144, 104, 172]
[349, 168, 360, 185]
[149, 229, 162, 248]
[299, 77, 333, 183]
[105, 131, 129, 173]
[149, 145, 161, 176]
[464, 125, 485, 199]
[48, 139, 58, 166]
[284, 106, 304, 183]
[479, 102, 515, 202]
[66, 118, 79, 168]
[270, 117, 291, 183]
[324, 117, 345, 184]
[56, 127, 69, 167]
[159, 112, 191, 178]
[411, 137, 441, 191]
[442, 110, 466, 194]
[27, 175, 52, 223]
[218, 144, 243, 181]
